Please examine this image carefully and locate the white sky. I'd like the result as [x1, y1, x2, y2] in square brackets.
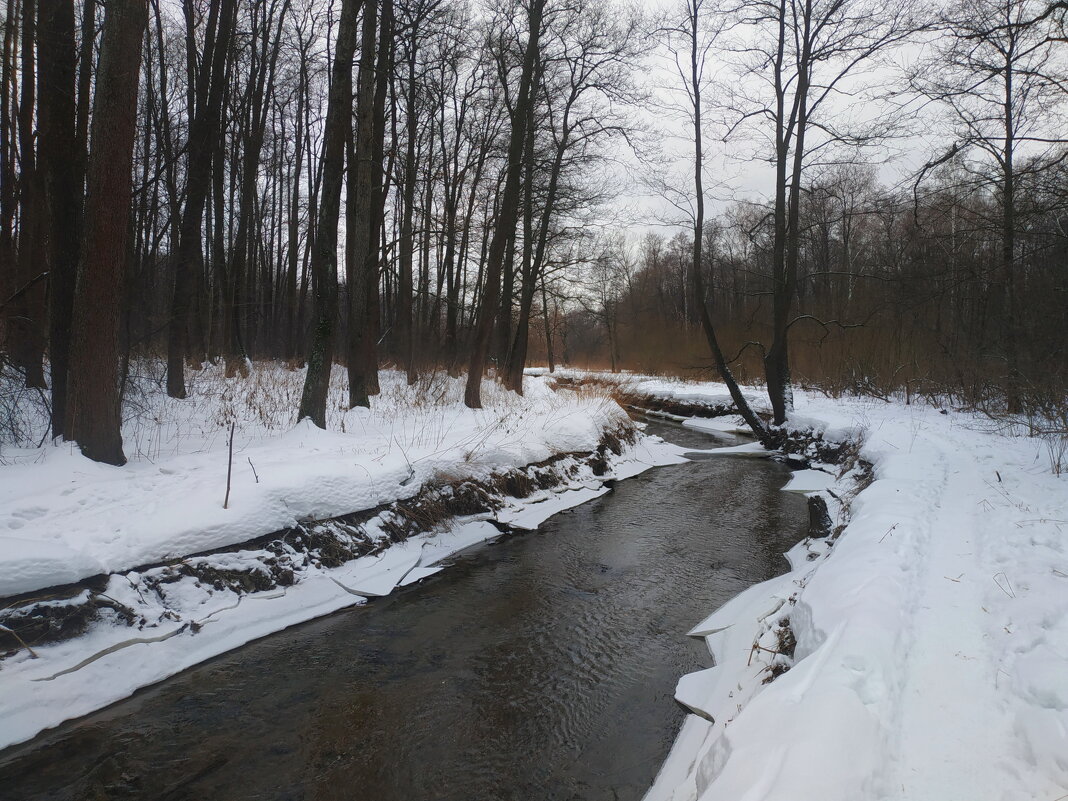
[611, 0, 959, 238]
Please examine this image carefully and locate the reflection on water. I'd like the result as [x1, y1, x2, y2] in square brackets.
[0, 421, 805, 801]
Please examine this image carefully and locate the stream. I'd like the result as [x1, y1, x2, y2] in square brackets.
[0, 421, 806, 801]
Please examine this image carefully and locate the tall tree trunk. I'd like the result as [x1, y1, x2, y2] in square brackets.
[0, 0, 18, 358]
[1002, 58, 1020, 413]
[298, 0, 360, 425]
[13, 0, 48, 389]
[66, 0, 147, 465]
[347, 0, 389, 407]
[224, 0, 288, 376]
[763, 0, 809, 427]
[285, 50, 307, 361]
[503, 111, 537, 394]
[353, 0, 392, 401]
[74, 0, 96, 202]
[396, 21, 416, 385]
[38, 0, 79, 436]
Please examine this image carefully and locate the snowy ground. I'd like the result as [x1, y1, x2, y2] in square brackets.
[0, 362, 694, 750]
[621, 376, 1068, 801]
[0, 363, 632, 598]
[4, 364, 1066, 799]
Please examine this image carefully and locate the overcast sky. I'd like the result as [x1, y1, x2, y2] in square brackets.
[611, 0, 949, 240]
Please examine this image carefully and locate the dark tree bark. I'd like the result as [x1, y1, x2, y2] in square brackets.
[13, 0, 48, 389]
[0, 0, 18, 348]
[66, 0, 148, 465]
[284, 40, 309, 361]
[74, 0, 95, 201]
[396, 7, 418, 386]
[502, 75, 540, 394]
[224, 0, 290, 376]
[763, 0, 810, 427]
[347, 0, 383, 406]
[298, 0, 361, 426]
[347, 0, 392, 407]
[38, 0, 80, 436]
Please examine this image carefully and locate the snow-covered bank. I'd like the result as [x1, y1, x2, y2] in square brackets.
[0, 363, 697, 750]
[0, 364, 627, 598]
[631, 377, 1068, 801]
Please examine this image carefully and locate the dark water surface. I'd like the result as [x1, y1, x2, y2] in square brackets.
[0, 421, 805, 801]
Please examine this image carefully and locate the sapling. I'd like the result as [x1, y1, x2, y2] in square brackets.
[223, 420, 236, 509]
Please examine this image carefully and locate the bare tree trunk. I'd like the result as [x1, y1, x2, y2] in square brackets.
[38, 0, 79, 436]
[347, 0, 390, 407]
[224, 0, 288, 377]
[503, 112, 537, 394]
[0, 0, 19, 361]
[542, 281, 555, 373]
[464, 0, 543, 408]
[1002, 60, 1020, 413]
[13, 0, 48, 389]
[66, 0, 147, 465]
[360, 0, 392, 399]
[298, 0, 360, 426]
[284, 45, 308, 361]
[763, 0, 791, 427]
[395, 15, 418, 385]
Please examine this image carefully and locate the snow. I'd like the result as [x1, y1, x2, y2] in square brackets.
[5, 363, 1067, 800]
[682, 416, 753, 436]
[330, 544, 425, 597]
[0, 364, 628, 598]
[495, 485, 610, 529]
[690, 441, 773, 458]
[781, 468, 836, 493]
[632, 378, 1068, 801]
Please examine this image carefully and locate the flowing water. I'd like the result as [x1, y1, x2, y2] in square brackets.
[0, 421, 806, 801]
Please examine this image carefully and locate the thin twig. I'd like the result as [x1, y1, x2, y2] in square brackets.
[992, 572, 1016, 598]
[0, 623, 39, 659]
[223, 421, 236, 509]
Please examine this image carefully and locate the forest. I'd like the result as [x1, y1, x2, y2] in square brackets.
[2, 2, 1068, 797]
[1, 0, 1066, 465]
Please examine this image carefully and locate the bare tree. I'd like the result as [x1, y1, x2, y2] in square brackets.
[464, 0, 545, 409]
[725, 0, 922, 423]
[65, 0, 148, 465]
[165, 0, 239, 398]
[298, 0, 360, 426]
[914, 0, 1064, 412]
[663, 0, 774, 443]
